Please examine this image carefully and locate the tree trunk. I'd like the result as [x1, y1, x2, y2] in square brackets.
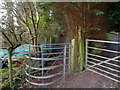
[8, 49, 14, 90]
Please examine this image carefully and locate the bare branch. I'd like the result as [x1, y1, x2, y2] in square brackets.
[1, 30, 13, 47]
[12, 7, 34, 44]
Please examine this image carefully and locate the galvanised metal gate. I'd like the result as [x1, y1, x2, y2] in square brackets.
[25, 43, 70, 87]
[86, 39, 120, 83]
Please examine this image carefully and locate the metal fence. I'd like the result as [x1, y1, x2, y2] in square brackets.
[25, 43, 70, 87]
[86, 39, 120, 83]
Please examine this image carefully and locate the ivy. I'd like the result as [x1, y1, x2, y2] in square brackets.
[95, 10, 104, 15]
[64, 4, 69, 8]
[54, 22, 63, 30]
[92, 9, 104, 15]
[106, 32, 115, 41]
[92, 43, 103, 54]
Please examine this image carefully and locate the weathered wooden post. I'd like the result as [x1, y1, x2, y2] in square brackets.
[50, 37, 52, 45]
[70, 39, 77, 72]
[45, 38, 47, 44]
[78, 29, 85, 71]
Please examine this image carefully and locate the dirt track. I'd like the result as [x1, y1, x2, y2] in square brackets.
[20, 70, 119, 88]
[62, 70, 119, 88]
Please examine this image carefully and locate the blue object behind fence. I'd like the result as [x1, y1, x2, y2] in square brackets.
[0, 44, 31, 58]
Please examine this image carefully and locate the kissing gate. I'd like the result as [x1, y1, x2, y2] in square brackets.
[86, 39, 120, 83]
[25, 39, 120, 87]
[25, 43, 70, 87]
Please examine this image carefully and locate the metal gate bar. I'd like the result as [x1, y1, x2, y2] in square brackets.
[25, 43, 70, 87]
[86, 39, 120, 83]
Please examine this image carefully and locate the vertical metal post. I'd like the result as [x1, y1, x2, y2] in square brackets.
[63, 45, 66, 83]
[85, 39, 88, 68]
[28, 45, 31, 87]
[68, 43, 71, 73]
[41, 45, 44, 80]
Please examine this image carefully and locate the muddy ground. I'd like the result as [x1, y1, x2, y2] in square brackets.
[20, 62, 119, 88]
[62, 70, 119, 88]
[22, 70, 119, 88]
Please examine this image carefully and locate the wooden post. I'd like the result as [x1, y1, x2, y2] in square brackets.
[80, 40, 85, 71]
[44, 38, 47, 53]
[45, 38, 47, 44]
[8, 49, 14, 90]
[50, 37, 52, 45]
[78, 29, 85, 71]
[70, 39, 77, 72]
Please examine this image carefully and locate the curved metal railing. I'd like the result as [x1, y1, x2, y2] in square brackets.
[25, 43, 70, 87]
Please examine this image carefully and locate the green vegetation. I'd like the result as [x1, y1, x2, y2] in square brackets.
[92, 9, 104, 15]
[106, 32, 115, 41]
[0, 2, 62, 89]
[92, 43, 102, 54]
[107, 2, 120, 32]
[0, 2, 119, 89]
[1, 56, 27, 89]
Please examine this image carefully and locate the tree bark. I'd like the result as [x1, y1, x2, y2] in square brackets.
[8, 48, 14, 90]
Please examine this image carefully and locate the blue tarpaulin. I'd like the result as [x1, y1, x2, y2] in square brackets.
[0, 44, 31, 58]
